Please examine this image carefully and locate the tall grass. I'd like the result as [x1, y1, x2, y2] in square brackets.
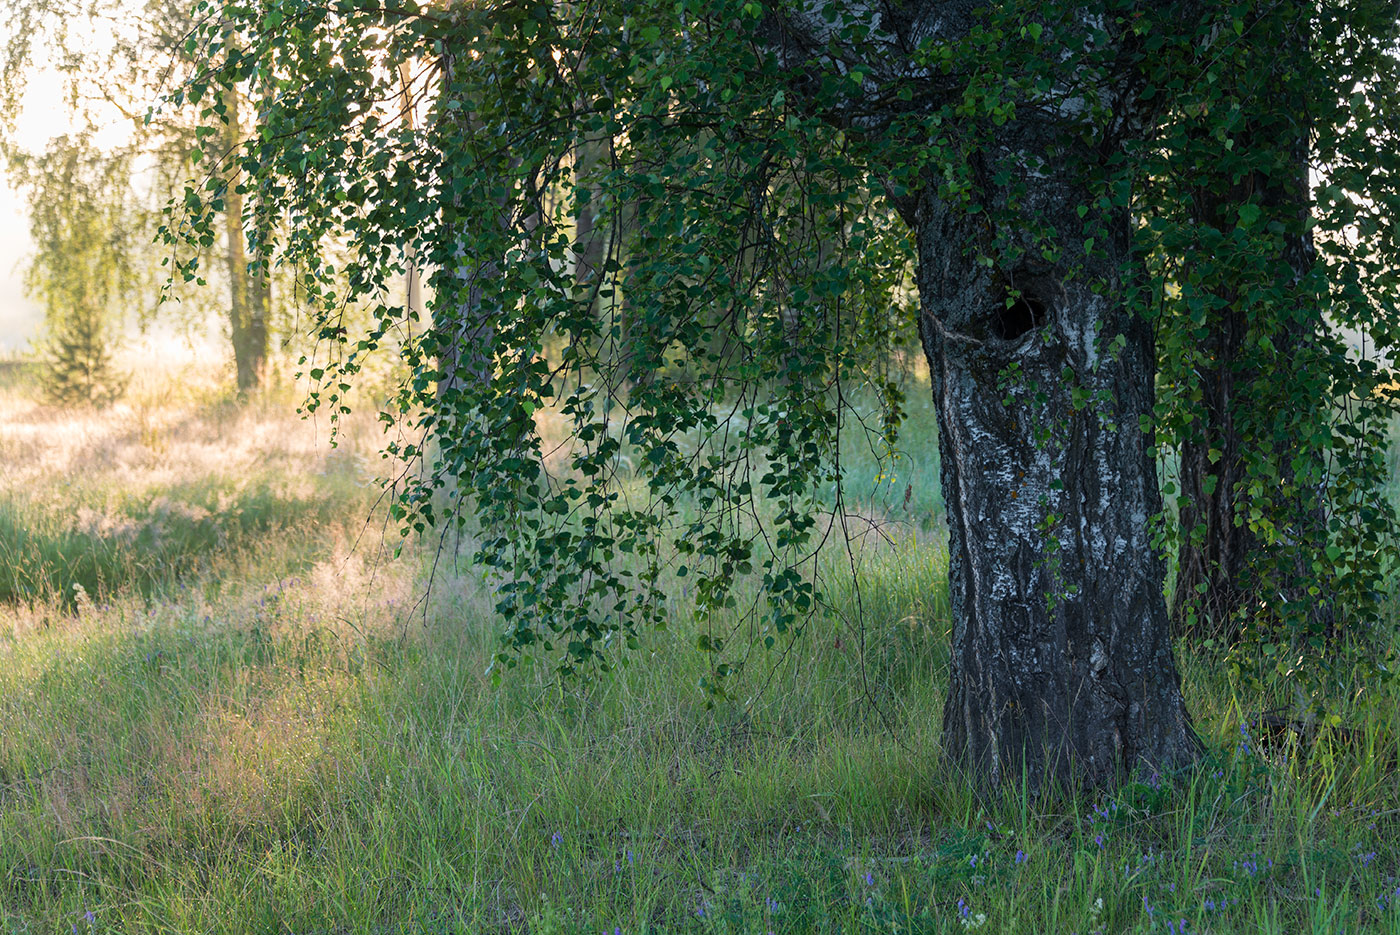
[0, 355, 377, 606]
[2, 360, 1399, 933]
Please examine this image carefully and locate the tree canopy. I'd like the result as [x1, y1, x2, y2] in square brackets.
[166, 0, 1400, 786]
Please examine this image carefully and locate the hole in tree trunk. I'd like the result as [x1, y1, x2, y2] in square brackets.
[995, 295, 1047, 340]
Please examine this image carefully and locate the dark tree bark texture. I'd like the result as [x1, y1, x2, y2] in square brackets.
[761, 0, 1203, 787]
[912, 190, 1199, 787]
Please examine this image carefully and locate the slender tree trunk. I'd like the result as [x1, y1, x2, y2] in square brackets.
[1171, 194, 1257, 640]
[573, 134, 607, 300]
[1170, 2, 1331, 644]
[574, 130, 631, 391]
[434, 53, 500, 416]
[912, 182, 1200, 787]
[434, 265, 497, 410]
[223, 85, 266, 392]
[249, 268, 271, 369]
[612, 195, 639, 389]
[400, 63, 423, 326]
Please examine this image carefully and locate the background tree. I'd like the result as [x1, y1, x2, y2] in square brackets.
[1145, 1, 1400, 692]
[11, 134, 144, 405]
[0, 0, 277, 392]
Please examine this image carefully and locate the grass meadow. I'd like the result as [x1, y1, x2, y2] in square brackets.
[3, 355, 1400, 934]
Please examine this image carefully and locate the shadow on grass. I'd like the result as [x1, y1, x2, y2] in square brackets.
[0, 599, 406, 922]
[0, 540, 957, 932]
[0, 479, 358, 605]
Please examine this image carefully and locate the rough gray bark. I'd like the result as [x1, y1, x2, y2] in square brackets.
[767, 0, 1202, 786]
[912, 187, 1199, 786]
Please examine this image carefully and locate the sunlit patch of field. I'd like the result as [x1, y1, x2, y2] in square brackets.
[0, 349, 371, 496]
[3, 357, 1400, 934]
[0, 351, 382, 606]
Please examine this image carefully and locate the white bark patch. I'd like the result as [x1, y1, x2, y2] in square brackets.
[1082, 318, 1099, 371]
[1090, 639, 1108, 677]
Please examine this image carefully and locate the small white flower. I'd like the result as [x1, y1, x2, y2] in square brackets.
[1089, 897, 1104, 918]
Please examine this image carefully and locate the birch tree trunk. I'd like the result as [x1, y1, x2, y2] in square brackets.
[912, 184, 1199, 787]
[223, 83, 267, 392]
[759, 0, 1203, 786]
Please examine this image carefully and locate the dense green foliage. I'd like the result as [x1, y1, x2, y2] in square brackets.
[1141, 2, 1400, 687]
[173, 0, 926, 688]
[165, 0, 1400, 707]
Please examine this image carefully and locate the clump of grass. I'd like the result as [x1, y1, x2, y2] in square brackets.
[0, 355, 379, 606]
[0, 477, 356, 604]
